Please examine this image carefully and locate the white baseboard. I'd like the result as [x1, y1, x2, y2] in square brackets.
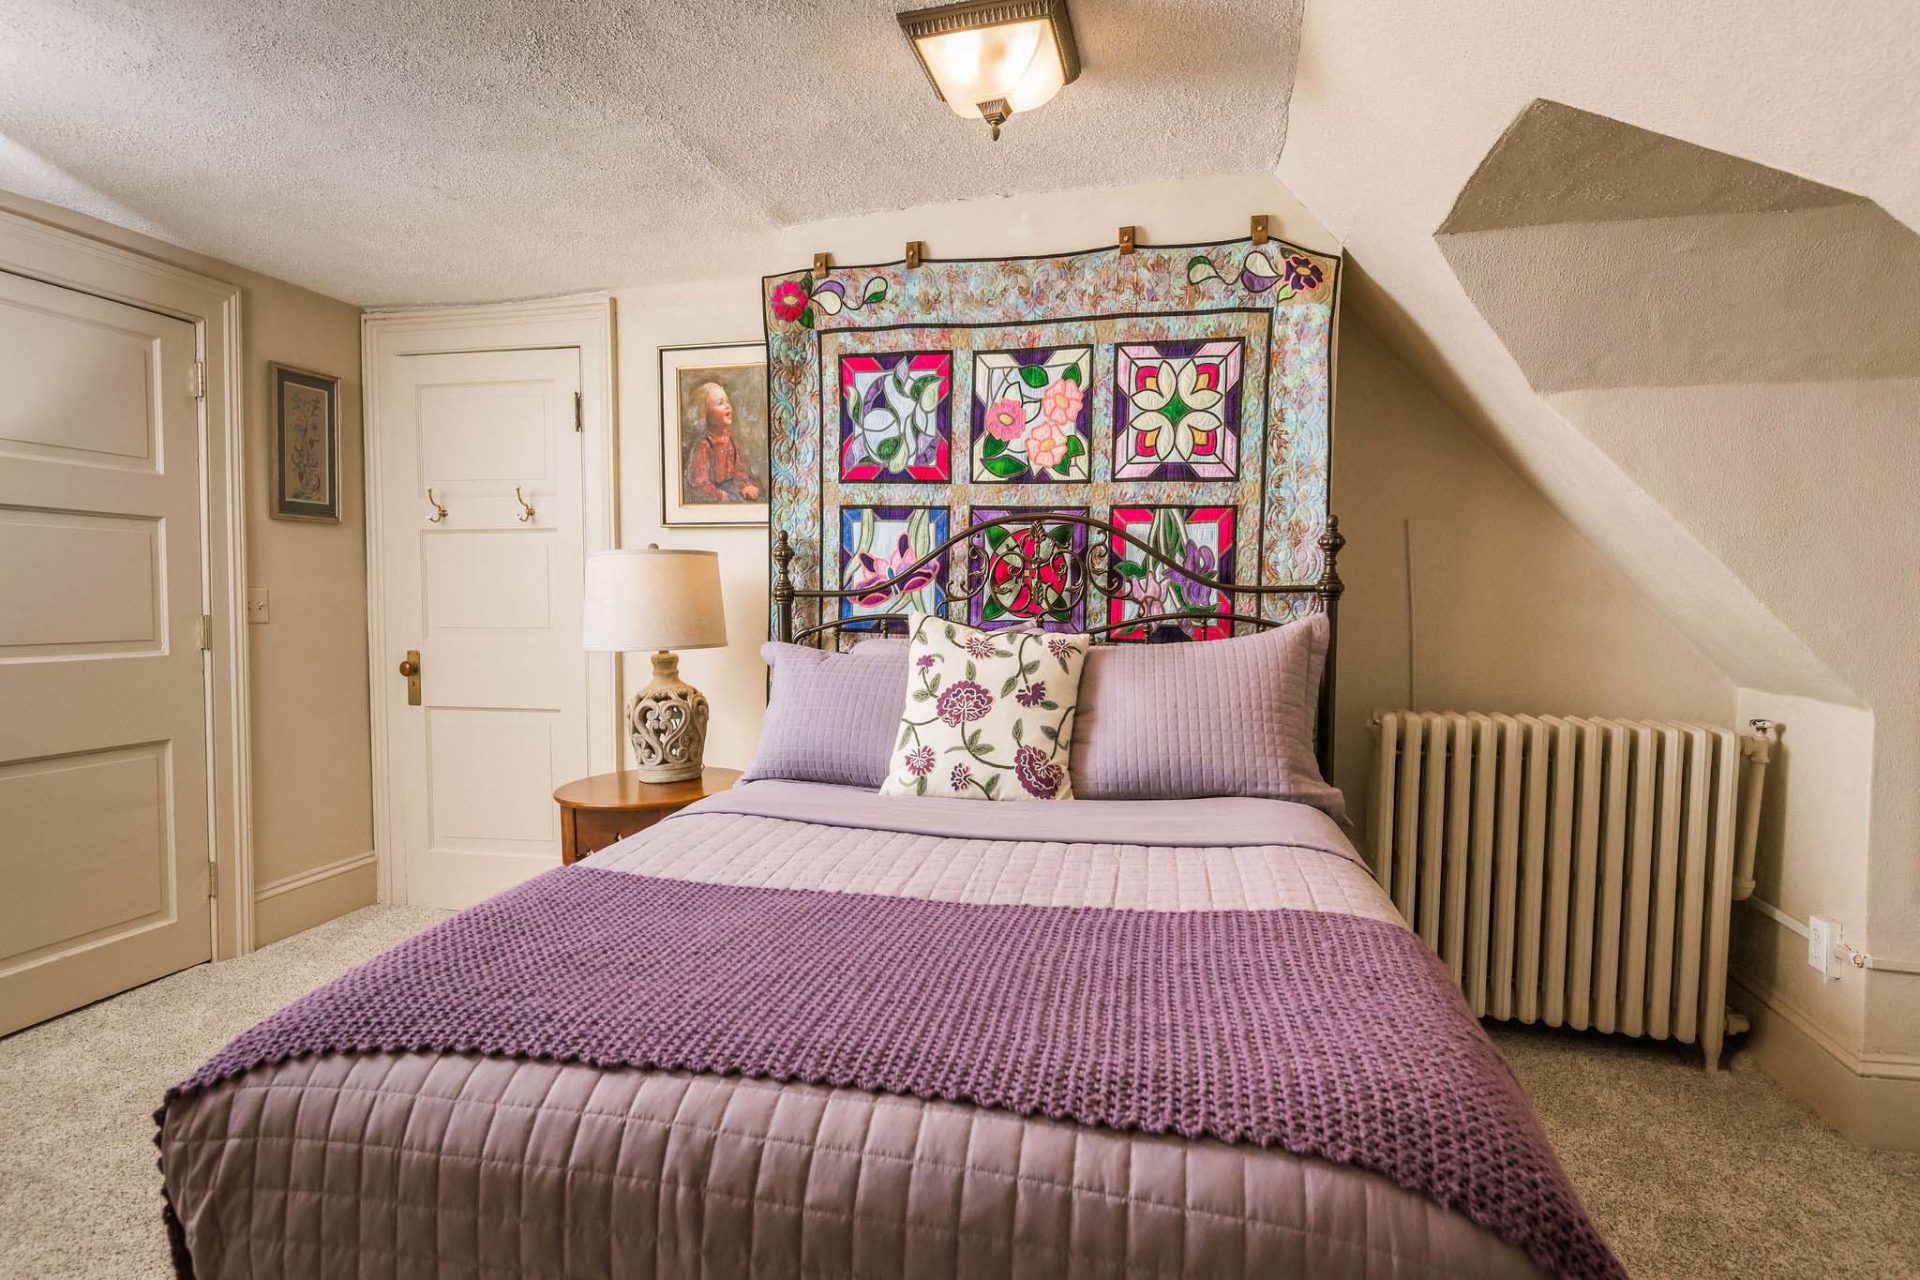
[1731, 973, 1920, 1150]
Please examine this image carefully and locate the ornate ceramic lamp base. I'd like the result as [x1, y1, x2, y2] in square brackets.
[628, 650, 709, 783]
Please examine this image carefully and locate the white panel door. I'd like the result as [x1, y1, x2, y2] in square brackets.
[379, 349, 587, 908]
[0, 269, 211, 1034]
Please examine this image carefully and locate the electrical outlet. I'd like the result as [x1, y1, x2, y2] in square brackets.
[1808, 915, 1842, 980]
[245, 588, 271, 625]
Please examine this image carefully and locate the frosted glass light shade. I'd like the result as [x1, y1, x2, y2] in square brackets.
[582, 547, 727, 653]
[900, 1, 1080, 125]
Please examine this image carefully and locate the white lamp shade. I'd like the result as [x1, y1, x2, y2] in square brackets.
[582, 547, 727, 653]
[913, 18, 1067, 119]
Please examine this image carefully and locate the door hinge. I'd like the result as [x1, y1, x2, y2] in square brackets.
[189, 360, 207, 401]
[207, 857, 218, 898]
[197, 612, 213, 651]
[574, 391, 583, 432]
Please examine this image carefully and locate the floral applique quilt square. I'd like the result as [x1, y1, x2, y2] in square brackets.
[971, 347, 1091, 483]
[839, 352, 953, 482]
[1108, 505, 1236, 641]
[1113, 339, 1243, 480]
[964, 507, 1090, 631]
[839, 505, 949, 622]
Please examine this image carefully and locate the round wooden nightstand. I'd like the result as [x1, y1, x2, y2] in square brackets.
[553, 768, 741, 864]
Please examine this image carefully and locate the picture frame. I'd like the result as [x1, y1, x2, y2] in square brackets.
[268, 362, 341, 523]
[660, 341, 769, 527]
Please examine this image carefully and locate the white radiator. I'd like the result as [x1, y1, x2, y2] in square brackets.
[1369, 712, 1776, 1070]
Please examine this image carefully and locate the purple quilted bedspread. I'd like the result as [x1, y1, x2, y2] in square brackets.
[161, 866, 1621, 1280]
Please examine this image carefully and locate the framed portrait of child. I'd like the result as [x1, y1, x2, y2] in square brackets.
[659, 341, 769, 527]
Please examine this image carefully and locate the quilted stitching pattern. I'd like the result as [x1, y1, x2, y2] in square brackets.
[166, 1060, 1541, 1279]
[741, 643, 907, 788]
[161, 814, 1541, 1280]
[1070, 616, 1341, 817]
[594, 812, 1396, 920]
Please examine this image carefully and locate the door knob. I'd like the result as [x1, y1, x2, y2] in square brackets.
[398, 650, 421, 705]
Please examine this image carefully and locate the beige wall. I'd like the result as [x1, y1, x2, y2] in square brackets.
[608, 175, 1733, 837]
[1330, 322, 1731, 810]
[1276, 2, 1920, 1141]
[0, 190, 373, 946]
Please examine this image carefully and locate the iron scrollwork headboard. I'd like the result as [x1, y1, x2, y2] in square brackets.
[771, 512, 1348, 780]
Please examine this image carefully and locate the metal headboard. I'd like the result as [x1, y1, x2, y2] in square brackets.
[771, 512, 1347, 779]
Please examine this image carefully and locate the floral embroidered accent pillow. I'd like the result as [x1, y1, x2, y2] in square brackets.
[879, 613, 1091, 801]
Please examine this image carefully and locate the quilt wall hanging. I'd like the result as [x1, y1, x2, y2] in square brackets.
[762, 232, 1340, 640]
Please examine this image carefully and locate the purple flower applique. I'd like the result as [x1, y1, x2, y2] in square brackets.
[963, 634, 997, 660]
[1013, 744, 1065, 798]
[1046, 636, 1071, 661]
[904, 746, 936, 776]
[1282, 254, 1325, 292]
[916, 654, 936, 669]
[1182, 542, 1218, 610]
[949, 763, 972, 792]
[934, 680, 993, 726]
[1015, 681, 1047, 708]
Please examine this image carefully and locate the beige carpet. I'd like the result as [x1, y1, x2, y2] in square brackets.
[2, 906, 1915, 1279]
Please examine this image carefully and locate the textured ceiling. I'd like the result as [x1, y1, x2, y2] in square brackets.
[0, 0, 1300, 305]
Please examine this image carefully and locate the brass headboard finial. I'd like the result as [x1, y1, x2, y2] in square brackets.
[1315, 514, 1346, 601]
[771, 530, 796, 643]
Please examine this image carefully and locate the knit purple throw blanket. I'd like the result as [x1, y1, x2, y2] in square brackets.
[161, 867, 1622, 1280]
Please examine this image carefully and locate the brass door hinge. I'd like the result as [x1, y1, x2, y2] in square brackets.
[197, 612, 213, 651]
[207, 856, 218, 898]
[189, 360, 206, 400]
[574, 391, 583, 432]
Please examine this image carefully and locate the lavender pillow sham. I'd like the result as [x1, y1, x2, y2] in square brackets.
[1068, 614, 1341, 818]
[858, 616, 1341, 817]
[741, 641, 908, 789]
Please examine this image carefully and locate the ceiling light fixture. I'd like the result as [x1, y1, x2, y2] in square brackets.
[897, 0, 1081, 142]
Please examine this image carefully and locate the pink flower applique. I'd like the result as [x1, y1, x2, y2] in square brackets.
[1024, 417, 1068, 469]
[983, 398, 1028, 441]
[904, 746, 936, 776]
[1038, 378, 1083, 425]
[770, 281, 808, 322]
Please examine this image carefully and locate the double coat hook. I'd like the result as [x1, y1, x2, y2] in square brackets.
[424, 487, 536, 524]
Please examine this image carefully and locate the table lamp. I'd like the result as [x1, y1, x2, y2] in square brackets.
[582, 545, 728, 782]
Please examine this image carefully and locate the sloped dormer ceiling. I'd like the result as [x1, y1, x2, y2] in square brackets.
[1278, 0, 1920, 1051]
[0, 0, 1301, 305]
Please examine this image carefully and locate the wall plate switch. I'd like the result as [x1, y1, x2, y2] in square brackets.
[1808, 915, 1842, 980]
[245, 588, 271, 624]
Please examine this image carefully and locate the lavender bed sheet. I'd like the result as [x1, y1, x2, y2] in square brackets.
[160, 783, 1549, 1280]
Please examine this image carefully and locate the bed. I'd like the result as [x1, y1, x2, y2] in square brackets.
[158, 514, 1619, 1279]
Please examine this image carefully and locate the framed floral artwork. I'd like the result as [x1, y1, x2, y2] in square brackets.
[269, 363, 340, 523]
[661, 341, 769, 527]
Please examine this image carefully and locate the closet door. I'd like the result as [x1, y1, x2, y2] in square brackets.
[0, 269, 212, 1034]
[375, 347, 589, 909]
